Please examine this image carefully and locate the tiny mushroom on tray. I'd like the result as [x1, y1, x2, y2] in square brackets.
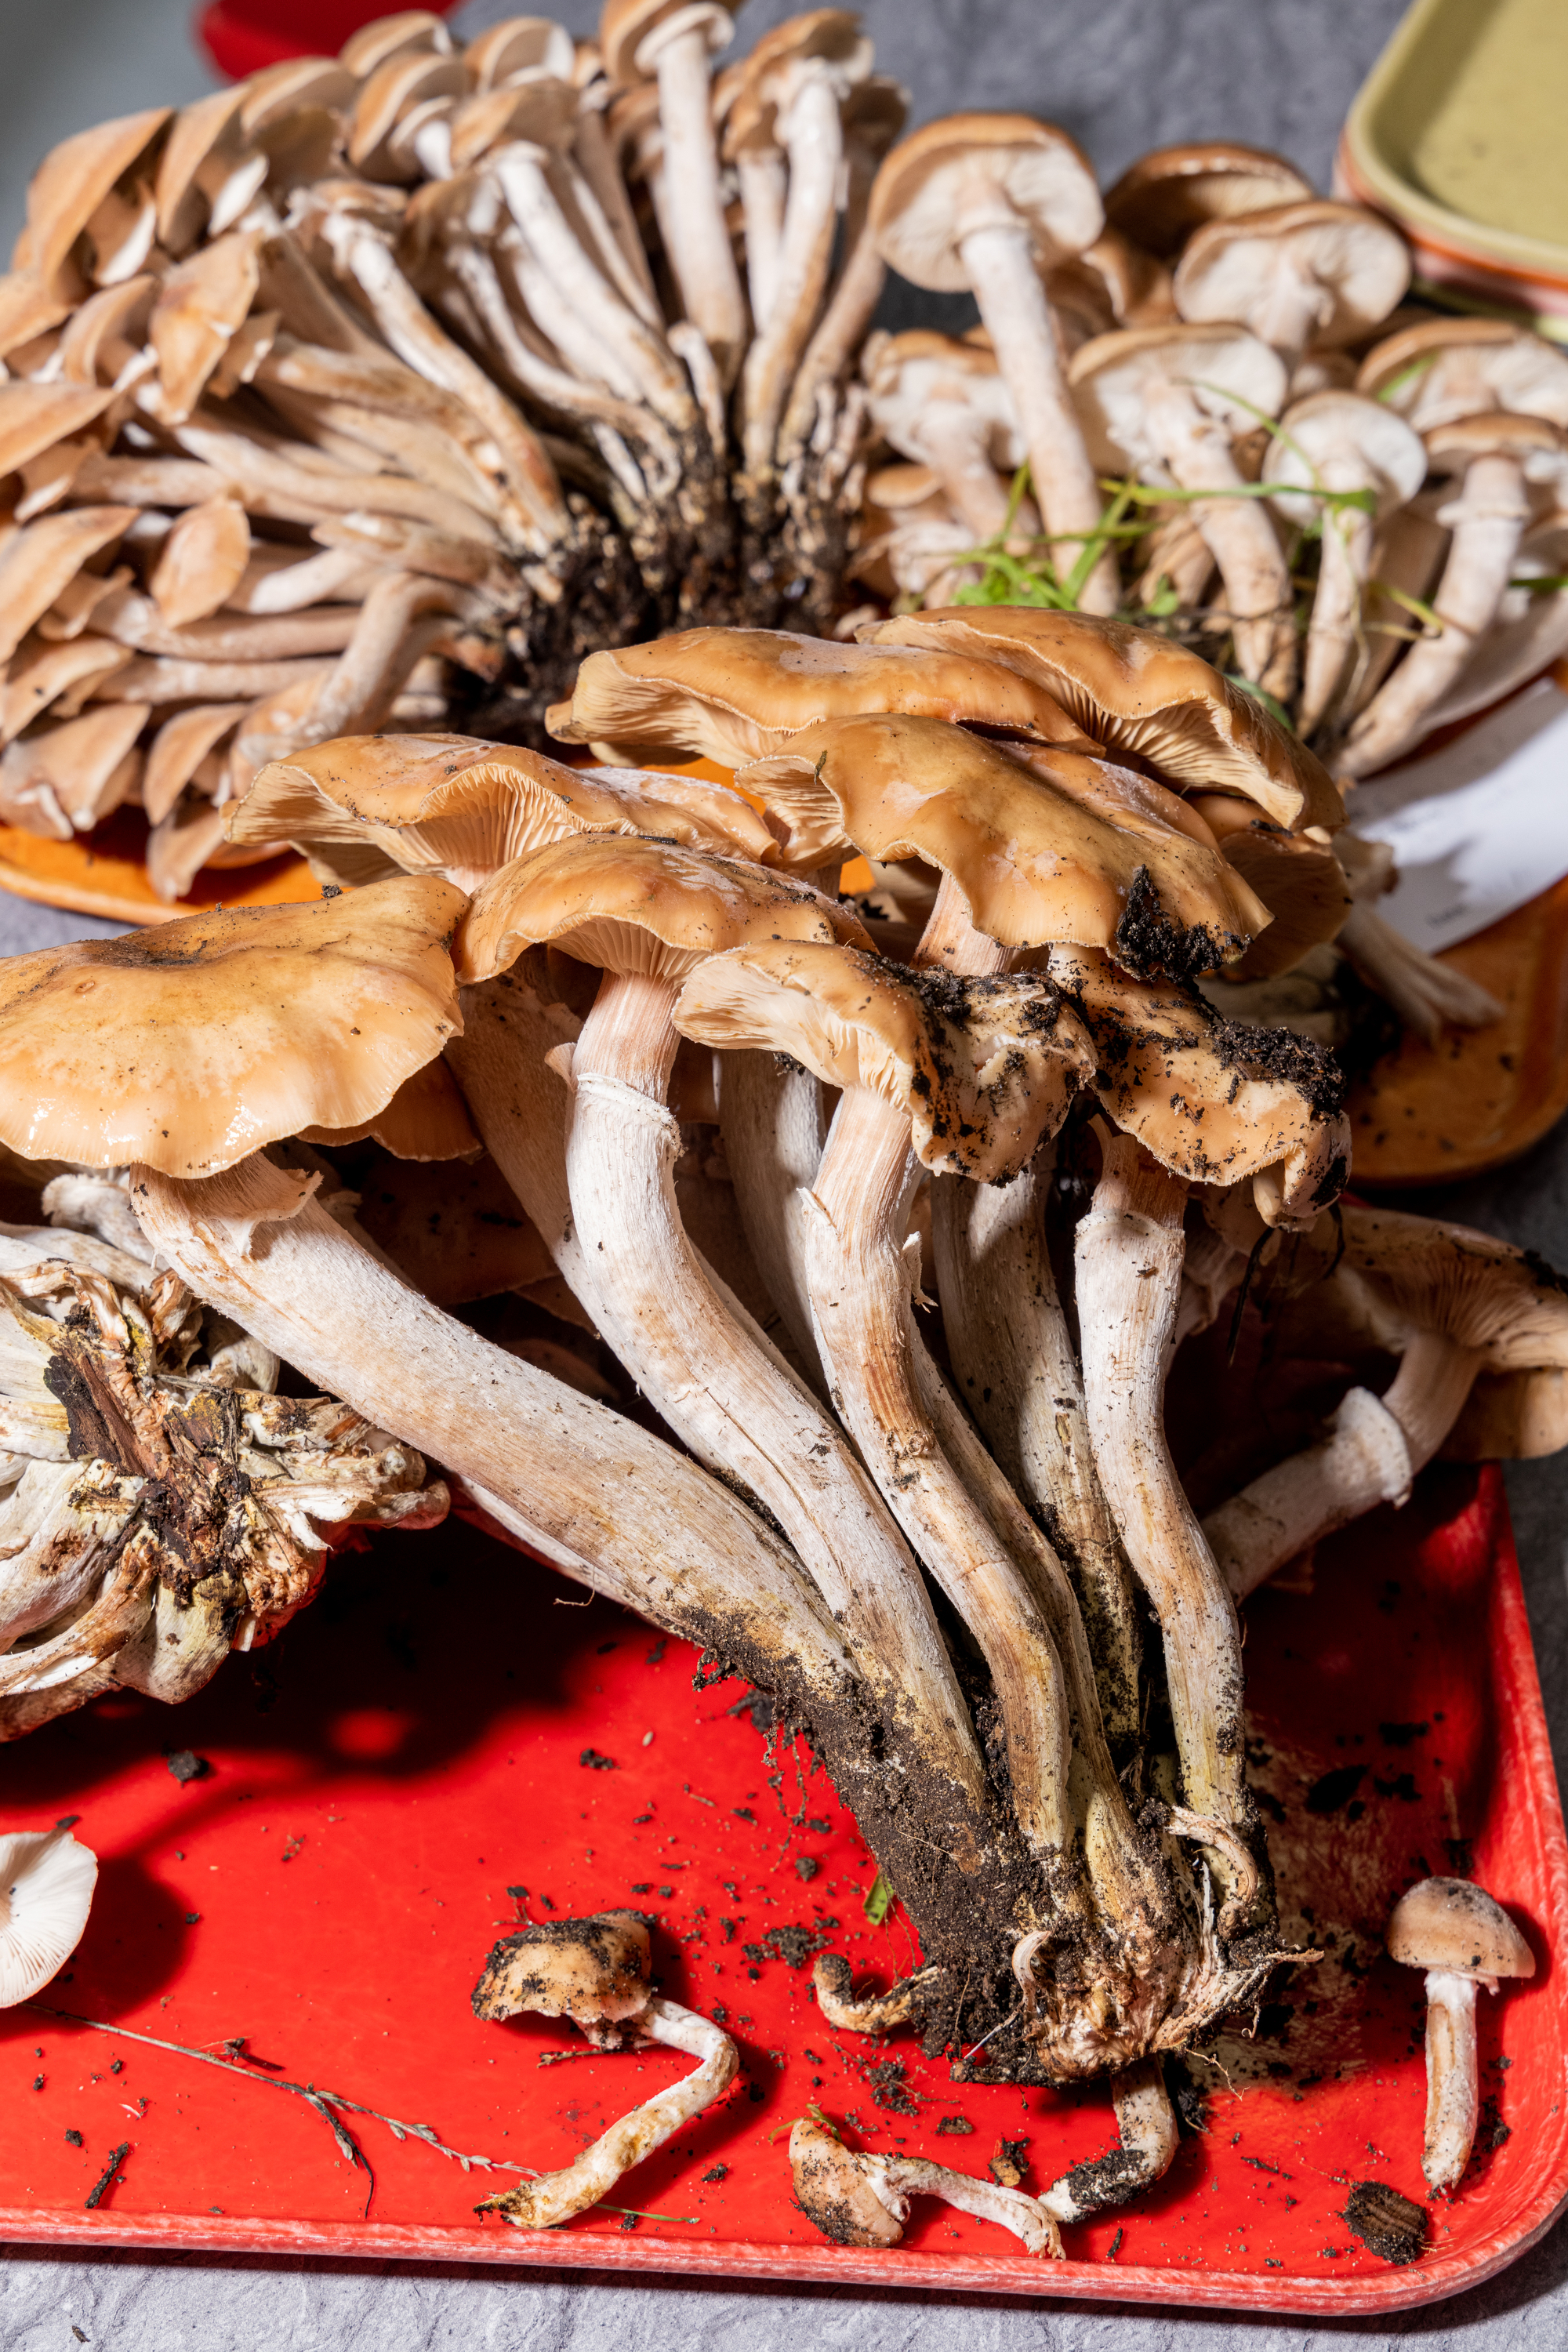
[1386, 1878, 1535, 2194]
[0, 1827, 98, 2004]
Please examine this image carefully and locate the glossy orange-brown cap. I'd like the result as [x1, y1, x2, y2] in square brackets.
[1050, 943, 1350, 1225]
[297, 1054, 480, 1160]
[0, 877, 466, 1178]
[1189, 793, 1349, 978]
[741, 714, 1269, 978]
[228, 731, 780, 894]
[456, 831, 871, 987]
[677, 939, 1094, 1181]
[546, 626, 1098, 776]
[859, 608, 1342, 831]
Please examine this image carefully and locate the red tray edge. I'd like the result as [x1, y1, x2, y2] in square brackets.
[1, 1471, 1563, 2318]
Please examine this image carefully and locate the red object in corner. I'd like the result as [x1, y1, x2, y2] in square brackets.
[196, 0, 459, 81]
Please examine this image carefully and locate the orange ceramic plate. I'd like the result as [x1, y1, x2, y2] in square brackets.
[0, 809, 320, 928]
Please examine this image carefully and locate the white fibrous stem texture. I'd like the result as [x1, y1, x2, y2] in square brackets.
[1144, 380, 1294, 692]
[558, 968, 987, 1817]
[648, 24, 747, 383]
[1422, 1969, 1484, 2193]
[789, 2114, 1062, 2256]
[482, 1997, 737, 2227]
[1041, 2059, 1179, 2221]
[741, 74, 845, 476]
[1298, 479, 1376, 737]
[717, 1047, 829, 1381]
[1335, 903, 1504, 1044]
[128, 1153, 857, 1715]
[1344, 454, 1531, 775]
[1075, 1134, 1261, 1911]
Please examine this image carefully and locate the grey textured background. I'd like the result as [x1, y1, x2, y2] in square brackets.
[5, 2, 1568, 2344]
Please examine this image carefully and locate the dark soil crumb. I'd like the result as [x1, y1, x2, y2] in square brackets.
[1305, 1764, 1367, 1814]
[84, 2143, 129, 2210]
[742, 1921, 837, 1969]
[793, 1858, 819, 1882]
[65, 2131, 82, 2147]
[1171, 2073, 1209, 2136]
[1107, 2226, 1123, 2261]
[867, 2061, 919, 2117]
[164, 1750, 209, 1784]
[579, 1748, 615, 1771]
[1478, 2096, 1512, 2154]
[702, 2164, 729, 2183]
[1341, 2180, 1427, 2266]
[989, 2136, 1029, 2187]
[1379, 1722, 1429, 1748]
[937, 2115, 975, 2136]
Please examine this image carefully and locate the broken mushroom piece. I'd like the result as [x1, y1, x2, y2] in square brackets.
[0, 1826, 98, 2002]
[1386, 1878, 1534, 2194]
[1039, 2060, 1180, 2225]
[472, 1909, 738, 2227]
[789, 2111, 1062, 2257]
[859, 604, 1343, 831]
[869, 114, 1119, 612]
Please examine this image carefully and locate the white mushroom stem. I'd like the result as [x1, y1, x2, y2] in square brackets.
[1344, 456, 1534, 776]
[129, 1153, 858, 1713]
[641, 16, 747, 384]
[789, 2114, 1062, 2256]
[1298, 477, 1377, 738]
[957, 220, 1120, 614]
[1203, 1327, 1483, 1599]
[1247, 266, 1334, 375]
[740, 71, 847, 477]
[481, 1996, 737, 2227]
[559, 969, 987, 1813]
[735, 147, 788, 328]
[1142, 381, 1294, 689]
[572, 102, 664, 326]
[931, 1154, 1142, 1755]
[1422, 1968, 1487, 2194]
[877, 2153, 1062, 2256]
[716, 1047, 829, 1383]
[777, 144, 889, 466]
[1040, 2060, 1179, 2222]
[901, 402, 1020, 542]
[1335, 902, 1504, 1045]
[1075, 1133, 1257, 1902]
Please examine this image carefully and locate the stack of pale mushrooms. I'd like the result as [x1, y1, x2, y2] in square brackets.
[0, 605, 1550, 2252]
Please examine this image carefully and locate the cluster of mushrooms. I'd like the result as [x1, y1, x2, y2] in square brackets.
[0, 4, 1561, 1066]
[0, 601, 1552, 2249]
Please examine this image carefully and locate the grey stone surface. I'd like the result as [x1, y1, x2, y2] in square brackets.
[3, 0, 1566, 2343]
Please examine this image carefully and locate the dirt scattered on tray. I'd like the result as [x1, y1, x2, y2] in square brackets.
[164, 1750, 209, 1784]
[1341, 2180, 1426, 2265]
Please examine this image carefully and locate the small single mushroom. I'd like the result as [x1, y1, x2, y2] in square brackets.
[789, 2111, 1062, 2257]
[862, 328, 1031, 542]
[473, 1909, 738, 2228]
[0, 703, 149, 841]
[1172, 200, 1410, 379]
[869, 114, 1119, 612]
[0, 1826, 98, 2003]
[153, 85, 269, 256]
[862, 602, 1343, 830]
[1102, 140, 1314, 261]
[1261, 392, 1426, 736]
[1203, 1207, 1568, 1599]
[1386, 1878, 1534, 2194]
[147, 230, 264, 426]
[1343, 412, 1568, 775]
[1068, 321, 1295, 691]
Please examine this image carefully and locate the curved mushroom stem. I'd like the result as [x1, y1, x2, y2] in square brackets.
[1335, 902, 1505, 1046]
[1344, 455, 1532, 776]
[1421, 1967, 1484, 2194]
[956, 220, 1120, 615]
[902, 403, 1020, 543]
[1074, 1132, 1265, 1916]
[931, 1152, 1142, 1759]
[642, 17, 747, 385]
[740, 71, 846, 478]
[1040, 2059, 1179, 2223]
[1204, 1327, 1485, 1599]
[558, 967, 990, 1821]
[1298, 489, 1374, 738]
[1143, 383, 1294, 694]
[789, 2112, 1063, 2256]
[880, 2153, 1063, 2256]
[812, 1952, 942, 2034]
[716, 1047, 830, 1384]
[128, 1152, 858, 1720]
[480, 1996, 738, 2228]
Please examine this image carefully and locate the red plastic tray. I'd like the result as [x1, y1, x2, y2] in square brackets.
[0, 1461, 1561, 2314]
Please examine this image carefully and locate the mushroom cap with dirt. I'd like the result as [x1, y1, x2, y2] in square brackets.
[859, 607, 1343, 831]
[1172, 198, 1410, 365]
[1386, 1877, 1534, 2194]
[226, 731, 779, 891]
[1102, 139, 1314, 260]
[0, 878, 467, 1176]
[738, 711, 1271, 976]
[546, 624, 1099, 771]
[0, 1827, 98, 2002]
[789, 2110, 1062, 2257]
[674, 939, 1096, 1181]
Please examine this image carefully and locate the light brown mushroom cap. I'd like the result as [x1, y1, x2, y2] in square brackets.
[1191, 794, 1351, 979]
[740, 713, 1269, 975]
[869, 111, 1102, 292]
[1173, 200, 1410, 350]
[19, 109, 172, 295]
[228, 731, 779, 891]
[339, 10, 452, 77]
[1069, 319, 1288, 471]
[1262, 390, 1427, 524]
[789, 2113, 906, 2248]
[148, 230, 263, 424]
[470, 1907, 651, 2038]
[1424, 409, 1568, 482]
[298, 1054, 481, 1160]
[859, 608, 1343, 831]
[238, 58, 358, 136]
[0, 877, 466, 1178]
[465, 16, 577, 90]
[0, 270, 74, 359]
[677, 940, 1094, 1180]
[1356, 316, 1568, 433]
[1386, 1878, 1534, 1980]
[1330, 1207, 1568, 1373]
[600, 0, 738, 86]
[456, 829, 870, 988]
[154, 86, 262, 252]
[348, 51, 468, 172]
[0, 383, 118, 479]
[546, 626, 1098, 771]
[1102, 140, 1315, 260]
[1049, 942, 1350, 1224]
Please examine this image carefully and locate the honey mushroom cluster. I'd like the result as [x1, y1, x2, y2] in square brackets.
[0, 607, 1547, 2251]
